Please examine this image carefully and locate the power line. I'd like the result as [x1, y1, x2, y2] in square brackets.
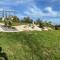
[0, 10, 15, 18]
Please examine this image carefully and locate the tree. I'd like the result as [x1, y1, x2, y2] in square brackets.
[4, 16, 21, 26]
[4, 17, 12, 27]
[41, 21, 52, 27]
[35, 18, 41, 24]
[8, 20, 12, 27]
[22, 17, 33, 23]
[47, 21, 52, 27]
[4, 20, 8, 27]
[0, 17, 2, 22]
[55, 25, 58, 30]
[36, 18, 44, 28]
[12, 16, 20, 22]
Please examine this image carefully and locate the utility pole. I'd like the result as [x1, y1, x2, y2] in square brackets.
[0, 9, 15, 21]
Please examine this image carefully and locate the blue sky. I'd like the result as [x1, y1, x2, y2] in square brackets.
[0, 0, 60, 24]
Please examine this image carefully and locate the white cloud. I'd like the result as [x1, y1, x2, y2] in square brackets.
[45, 7, 52, 12]
[45, 7, 57, 16]
[24, 5, 43, 17]
[0, 0, 60, 20]
[0, 0, 35, 12]
[0, 7, 15, 12]
[0, 0, 35, 19]
[16, 13, 27, 19]
[24, 6, 59, 18]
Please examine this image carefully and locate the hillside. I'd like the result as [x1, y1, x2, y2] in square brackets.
[0, 31, 60, 60]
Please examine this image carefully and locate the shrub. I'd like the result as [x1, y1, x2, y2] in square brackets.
[4, 20, 8, 27]
[8, 20, 12, 28]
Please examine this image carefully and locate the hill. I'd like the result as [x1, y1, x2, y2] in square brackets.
[0, 31, 60, 60]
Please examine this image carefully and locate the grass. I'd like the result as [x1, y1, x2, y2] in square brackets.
[0, 31, 60, 60]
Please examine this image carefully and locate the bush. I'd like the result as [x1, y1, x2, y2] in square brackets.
[4, 20, 8, 27]
[21, 17, 33, 24]
[11, 27, 16, 29]
[8, 20, 12, 28]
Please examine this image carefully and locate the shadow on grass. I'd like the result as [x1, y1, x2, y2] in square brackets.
[0, 47, 8, 60]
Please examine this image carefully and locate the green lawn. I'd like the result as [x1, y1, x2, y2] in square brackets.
[0, 31, 60, 60]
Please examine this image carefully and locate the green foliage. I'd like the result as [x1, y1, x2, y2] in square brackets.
[36, 18, 44, 28]
[4, 16, 20, 26]
[0, 31, 60, 60]
[0, 18, 2, 22]
[35, 18, 52, 28]
[0, 17, 4, 23]
[43, 21, 52, 27]
[12, 16, 20, 22]
[35, 18, 42, 24]
[8, 20, 12, 27]
[21, 17, 33, 24]
[54, 25, 60, 30]
[4, 18, 12, 27]
[4, 20, 8, 27]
